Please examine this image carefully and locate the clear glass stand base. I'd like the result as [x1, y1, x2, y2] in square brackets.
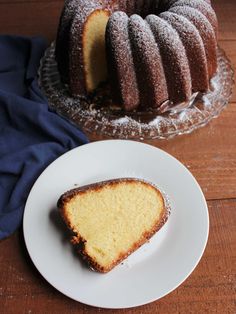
[38, 43, 234, 140]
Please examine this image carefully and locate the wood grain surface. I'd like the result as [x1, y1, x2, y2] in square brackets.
[0, 0, 236, 313]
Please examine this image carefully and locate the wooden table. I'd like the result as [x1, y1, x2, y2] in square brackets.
[0, 1, 235, 313]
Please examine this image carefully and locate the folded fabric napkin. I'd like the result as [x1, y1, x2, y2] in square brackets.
[0, 35, 89, 240]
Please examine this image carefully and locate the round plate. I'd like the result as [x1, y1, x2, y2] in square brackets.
[23, 140, 209, 309]
[38, 43, 234, 140]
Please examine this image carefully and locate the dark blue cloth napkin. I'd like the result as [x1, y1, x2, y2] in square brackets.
[0, 35, 89, 240]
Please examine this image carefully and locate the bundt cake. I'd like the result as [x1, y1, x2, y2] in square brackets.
[55, 0, 218, 111]
[57, 178, 168, 273]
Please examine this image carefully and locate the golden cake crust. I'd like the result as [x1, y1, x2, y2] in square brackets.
[57, 178, 169, 273]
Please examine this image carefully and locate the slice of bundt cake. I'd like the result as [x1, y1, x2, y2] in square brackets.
[57, 178, 168, 273]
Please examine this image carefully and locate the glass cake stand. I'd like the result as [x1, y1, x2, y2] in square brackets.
[38, 42, 234, 140]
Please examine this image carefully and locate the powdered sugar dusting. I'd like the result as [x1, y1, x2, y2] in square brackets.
[128, 14, 168, 107]
[146, 14, 192, 103]
[62, 0, 80, 21]
[106, 11, 139, 110]
[169, 6, 214, 37]
[159, 12, 204, 50]
[169, 6, 217, 77]
[113, 117, 130, 125]
[171, 0, 218, 34]
[159, 11, 209, 92]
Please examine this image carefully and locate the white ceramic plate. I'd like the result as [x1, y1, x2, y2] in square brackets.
[23, 140, 209, 309]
